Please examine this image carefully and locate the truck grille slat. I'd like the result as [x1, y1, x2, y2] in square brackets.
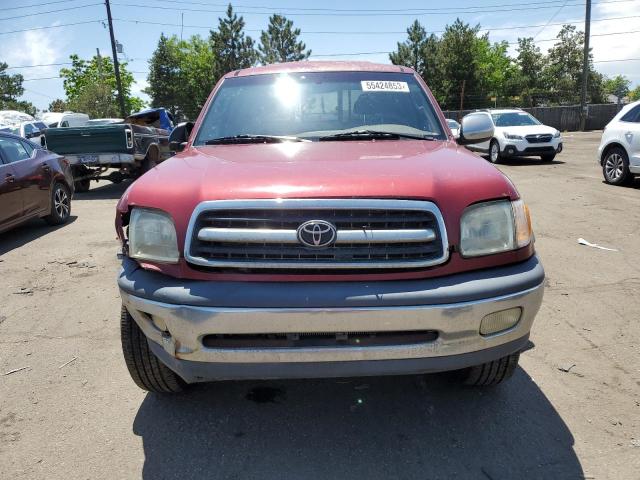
[185, 200, 449, 271]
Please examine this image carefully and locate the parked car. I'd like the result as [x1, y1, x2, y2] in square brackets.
[115, 62, 544, 393]
[10, 120, 49, 144]
[598, 100, 640, 186]
[446, 118, 460, 138]
[42, 108, 173, 192]
[41, 112, 89, 128]
[0, 132, 73, 233]
[465, 108, 563, 163]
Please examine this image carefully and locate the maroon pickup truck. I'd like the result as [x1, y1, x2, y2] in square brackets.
[115, 62, 544, 393]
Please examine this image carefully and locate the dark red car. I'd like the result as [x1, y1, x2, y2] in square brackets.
[0, 132, 74, 233]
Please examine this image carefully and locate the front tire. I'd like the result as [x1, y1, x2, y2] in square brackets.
[488, 140, 502, 164]
[603, 147, 633, 186]
[44, 182, 71, 226]
[457, 352, 520, 386]
[120, 306, 185, 393]
[541, 153, 556, 162]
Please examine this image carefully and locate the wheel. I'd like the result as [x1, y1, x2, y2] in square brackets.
[44, 182, 71, 226]
[541, 153, 556, 162]
[74, 178, 90, 193]
[120, 306, 185, 393]
[140, 148, 159, 175]
[602, 147, 633, 186]
[488, 140, 502, 164]
[456, 352, 520, 386]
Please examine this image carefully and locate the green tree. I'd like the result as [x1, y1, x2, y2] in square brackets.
[146, 34, 182, 118]
[258, 14, 310, 64]
[629, 85, 640, 101]
[437, 19, 483, 110]
[514, 38, 547, 106]
[0, 62, 36, 116]
[178, 35, 217, 119]
[476, 38, 518, 107]
[60, 54, 144, 117]
[210, 4, 257, 79]
[47, 98, 67, 112]
[604, 75, 631, 102]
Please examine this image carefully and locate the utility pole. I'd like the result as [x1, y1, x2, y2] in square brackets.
[180, 12, 184, 41]
[105, 0, 126, 118]
[579, 0, 591, 131]
[459, 79, 466, 119]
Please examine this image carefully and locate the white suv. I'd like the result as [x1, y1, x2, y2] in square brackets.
[598, 100, 640, 186]
[466, 109, 562, 163]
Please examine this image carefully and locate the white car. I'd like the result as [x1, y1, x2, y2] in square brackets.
[466, 109, 562, 163]
[598, 100, 640, 186]
[41, 111, 89, 128]
[446, 118, 460, 138]
[10, 120, 49, 144]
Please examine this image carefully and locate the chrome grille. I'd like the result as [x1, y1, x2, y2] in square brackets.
[525, 134, 552, 143]
[185, 199, 449, 270]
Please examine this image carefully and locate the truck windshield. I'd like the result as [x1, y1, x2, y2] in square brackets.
[194, 72, 446, 144]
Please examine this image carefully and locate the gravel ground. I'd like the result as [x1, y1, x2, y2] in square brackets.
[1, 131, 639, 479]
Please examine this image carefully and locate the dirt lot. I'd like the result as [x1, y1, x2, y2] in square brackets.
[1, 131, 639, 479]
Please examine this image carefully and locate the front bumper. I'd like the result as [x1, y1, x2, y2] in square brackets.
[500, 138, 562, 157]
[118, 255, 544, 382]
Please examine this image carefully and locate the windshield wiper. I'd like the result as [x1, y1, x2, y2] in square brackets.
[204, 134, 307, 145]
[319, 130, 436, 141]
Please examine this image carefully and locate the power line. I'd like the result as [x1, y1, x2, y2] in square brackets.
[110, 1, 598, 16]
[533, 0, 571, 39]
[0, 19, 105, 36]
[6, 62, 74, 70]
[0, 3, 101, 22]
[1, 0, 90, 11]
[111, 14, 640, 37]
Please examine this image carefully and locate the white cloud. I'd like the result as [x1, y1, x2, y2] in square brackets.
[0, 23, 66, 78]
[131, 76, 150, 105]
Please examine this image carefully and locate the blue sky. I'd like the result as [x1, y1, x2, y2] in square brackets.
[1, 0, 639, 111]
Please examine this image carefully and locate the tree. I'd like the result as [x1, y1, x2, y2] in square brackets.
[0, 62, 37, 116]
[514, 38, 547, 106]
[47, 99, 67, 112]
[629, 85, 640, 102]
[60, 54, 144, 117]
[476, 39, 518, 107]
[210, 4, 257, 79]
[437, 19, 483, 110]
[604, 75, 631, 102]
[146, 34, 182, 118]
[258, 14, 310, 64]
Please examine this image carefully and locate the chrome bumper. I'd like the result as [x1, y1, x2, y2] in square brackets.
[120, 277, 543, 365]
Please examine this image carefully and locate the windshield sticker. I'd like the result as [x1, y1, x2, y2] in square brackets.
[361, 81, 410, 92]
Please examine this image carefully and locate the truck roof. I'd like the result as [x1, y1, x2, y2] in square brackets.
[225, 61, 415, 79]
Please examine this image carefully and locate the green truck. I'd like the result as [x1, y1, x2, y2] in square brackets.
[43, 108, 173, 192]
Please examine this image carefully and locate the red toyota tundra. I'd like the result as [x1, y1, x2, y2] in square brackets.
[116, 62, 544, 393]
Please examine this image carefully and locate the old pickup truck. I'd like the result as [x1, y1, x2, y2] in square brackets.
[43, 108, 173, 192]
[116, 62, 544, 393]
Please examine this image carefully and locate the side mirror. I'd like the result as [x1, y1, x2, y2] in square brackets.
[456, 112, 494, 146]
[169, 122, 194, 152]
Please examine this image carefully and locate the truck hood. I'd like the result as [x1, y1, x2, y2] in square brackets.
[119, 140, 519, 250]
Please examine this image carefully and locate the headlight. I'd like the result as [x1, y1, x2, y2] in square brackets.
[503, 132, 523, 140]
[128, 208, 179, 263]
[460, 200, 532, 257]
[553, 130, 561, 138]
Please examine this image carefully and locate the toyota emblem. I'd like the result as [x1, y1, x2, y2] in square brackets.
[296, 220, 337, 248]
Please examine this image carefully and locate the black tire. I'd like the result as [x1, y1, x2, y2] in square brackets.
[541, 153, 556, 162]
[602, 147, 633, 186]
[74, 178, 90, 193]
[457, 352, 520, 386]
[43, 182, 71, 226]
[488, 139, 502, 164]
[140, 147, 159, 175]
[120, 306, 185, 393]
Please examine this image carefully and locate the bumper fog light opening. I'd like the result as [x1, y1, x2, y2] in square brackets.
[480, 307, 522, 336]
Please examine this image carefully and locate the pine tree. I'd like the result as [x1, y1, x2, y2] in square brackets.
[258, 14, 311, 64]
[145, 33, 182, 118]
[210, 4, 257, 78]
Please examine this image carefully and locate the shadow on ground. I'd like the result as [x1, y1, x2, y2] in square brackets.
[133, 369, 582, 479]
[481, 155, 566, 166]
[0, 216, 77, 256]
[75, 180, 131, 200]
